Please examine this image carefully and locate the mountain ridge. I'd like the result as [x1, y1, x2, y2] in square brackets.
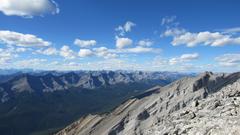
[0, 70, 191, 135]
[0, 71, 191, 103]
[56, 71, 240, 135]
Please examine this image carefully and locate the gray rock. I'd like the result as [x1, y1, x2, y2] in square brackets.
[56, 72, 240, 135]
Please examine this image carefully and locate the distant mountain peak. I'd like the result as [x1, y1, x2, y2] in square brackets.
[0, 71, 192, 103]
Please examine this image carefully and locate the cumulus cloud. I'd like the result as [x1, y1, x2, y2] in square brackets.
[169, 53, 199, 65]
[92, 46, 161, 58]
[59, 45, 76, 59]
[116, 37, 133, 49]
[161, 17, 240, 47]
[0, 46, 32, 65]
[171, 31, 240, 47]
[36, 47, 58, 55]
[215, 53, 240, 67]
[0, 30, 51, 47]
[74, 38, 97, 48]
[78, 49, 93, 57]
[115, 46, 161, 54]
[115, 21, 136, 36]
[0, 0, 59, 17]
[125, 47, 159, 53]
[93, 47, 117, 59]
[0, 48, 17, 64]
[161, 28, 186, 37]
[180, 53, 199, 60]
[163, 27, 240, 47]
[137, 39, 153, 47]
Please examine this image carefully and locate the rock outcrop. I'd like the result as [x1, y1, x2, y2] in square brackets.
[56, 72, 240, 135]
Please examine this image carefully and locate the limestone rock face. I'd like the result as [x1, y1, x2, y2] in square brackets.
[56, 72, 240, 135]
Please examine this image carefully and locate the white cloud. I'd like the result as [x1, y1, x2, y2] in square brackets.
[137, 39, 153, 47]
[15, 47, 28, 52]
[0, 48, 17, 64]
[47, 54, 205, 72]
[92, 46, 161, 58]
[168, 58, 178, 65]
[169, 53, 199, 65]
[48, 59, 137, 71]
[0, 0, 59, 17]
[161, 16, 176, 25]
[59, 45, 76, 59]
[36, 47, 58, 55]
[78, 49, 93, 57]
[74, 38, 97, 48]
[50, 61, 59, 65]
[125, 47, 159, 53]
[150, 55, 205, 72]
[93, 46, 108, 52]
[124, 21, 136, 32]
[116, 37, 133, 49]
[222, 27, 240, 34]
[15, 58, 47, 68]
[161, 18, 240, 47]
[150, 56, 169, 69]
[68, 62, 80, 66]
[173, 31, 240, 47]
[115, 46, 161, 54]
[5, 46, 30, 53]
[180, 53, 199, 60]
[0, 30, 51, 47]
[115, 21, 136, 36]
[215, 53, 240, 67]
[94, 47, 117, 59]
[164, 28, 240, 47]
[0, 47, 32, 65]
[161, 28, 186, 37]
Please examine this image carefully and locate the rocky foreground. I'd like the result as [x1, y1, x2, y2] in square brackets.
[57, 71, 240, 135]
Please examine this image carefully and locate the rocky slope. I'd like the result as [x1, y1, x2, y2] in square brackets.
[56, 71, 240, 135]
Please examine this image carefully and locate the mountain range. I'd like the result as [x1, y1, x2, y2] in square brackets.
[0, 70, 192, 135]
[0, 71, 192, 103]
[56, 71, 240, 135]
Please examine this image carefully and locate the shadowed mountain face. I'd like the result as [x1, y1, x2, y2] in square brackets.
[0, 71, 191, 135]
[57, 72, 240, 135]
[0, 71, 190, 102]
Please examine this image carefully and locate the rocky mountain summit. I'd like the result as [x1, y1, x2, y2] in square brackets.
[57, 71, 240, 135]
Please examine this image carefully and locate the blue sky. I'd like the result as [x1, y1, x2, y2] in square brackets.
[0, 0, 240, 72]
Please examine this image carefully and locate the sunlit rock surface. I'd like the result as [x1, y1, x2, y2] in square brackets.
[57, 72, 240, 135]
